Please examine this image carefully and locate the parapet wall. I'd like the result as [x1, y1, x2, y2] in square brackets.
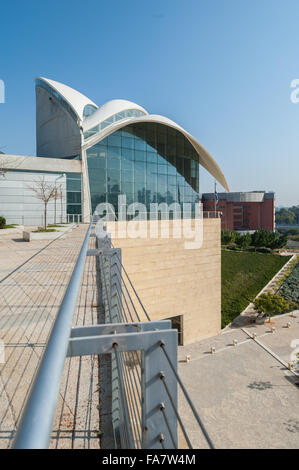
[105, 218, 221, 345]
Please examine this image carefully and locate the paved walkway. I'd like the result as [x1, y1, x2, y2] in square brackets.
[178, 312, 299, 449]
[0, 225, 100, 449]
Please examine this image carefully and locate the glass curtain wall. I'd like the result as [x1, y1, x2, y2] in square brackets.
[66, 173, 82, 216]
[86, 123, 199, 218]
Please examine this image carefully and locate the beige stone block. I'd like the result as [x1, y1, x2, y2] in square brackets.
[110, 219, 221, 345]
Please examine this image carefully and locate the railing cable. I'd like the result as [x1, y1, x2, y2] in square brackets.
[159, 372, 193, 449]
[159, 403, 177, 449]
[160, 341, 214, 449]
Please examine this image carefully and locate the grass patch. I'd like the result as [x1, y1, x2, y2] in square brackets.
[33, 228, 57, 233]
[0, 224, 18, 229]
[48, 224, 66, 227]
[221, 250, 291, 328]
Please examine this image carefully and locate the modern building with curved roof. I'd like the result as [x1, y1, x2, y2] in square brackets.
[0, 77, 229, 344]
[35, 77, 229, 222]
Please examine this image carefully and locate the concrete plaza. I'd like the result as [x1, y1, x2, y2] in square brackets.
[0, 226, 298, 449]
[178, 314, 299, 449]
[0, 225, 100, 449]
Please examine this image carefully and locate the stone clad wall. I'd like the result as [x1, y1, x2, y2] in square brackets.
[106, 219, 221, 345]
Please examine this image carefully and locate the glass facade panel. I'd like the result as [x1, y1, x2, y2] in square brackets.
[83, 108, 146, 140]
[66, 173, 82, 216]
[83, 104, 97, 118]
[86, 123, 199, 218]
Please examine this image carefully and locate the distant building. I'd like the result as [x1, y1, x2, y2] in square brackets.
[202, 191, 275, 232]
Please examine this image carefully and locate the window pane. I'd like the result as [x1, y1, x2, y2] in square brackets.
[108, 159, 120, 170]
[147, 152, 157, 163]
[122, 148, 134, 160]
[135, 138, 146, 151]
[122, 170, 134, 182]
[122, 135, 134, 149]
[122, 159, 133, 170]
[107, 169, 120, 184]
[108, 133, 122, 146]
[67, 192, 81, 203]
[135, 150, 146, 162]
[67, 179, 81, 191]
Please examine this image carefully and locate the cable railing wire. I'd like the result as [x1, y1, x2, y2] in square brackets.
[159, 372, 193, 449]
[110, 243, 150, 321]
[99, 250, 143, 449]
[96, 220, 214, 450]
[113, 347, 135, 449]
[159, 403, 178, 449]
[159, 340, 214, 449]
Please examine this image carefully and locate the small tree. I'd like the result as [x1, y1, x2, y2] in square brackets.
[269, 232, 287, 249]
[28, 177, 57, 230]
[0, 216, 6, 229]
[57, 184, 64, 224]
[221, 230, 236, 245]
[0, 155, 22, 179]
[236, 233, 251, 248]
[53, 185, 60, 225]
[254, 292, 296, 322]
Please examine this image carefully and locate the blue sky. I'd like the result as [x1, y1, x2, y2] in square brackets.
[0, 0, 299, 206]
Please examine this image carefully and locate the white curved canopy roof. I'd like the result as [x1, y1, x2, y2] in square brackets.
[83, 113, 229, 192]
[35, 77, 229, 191]
[83, 99, 148, 132]
[36, 77, 98, 121]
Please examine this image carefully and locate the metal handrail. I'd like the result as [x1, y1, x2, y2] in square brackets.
[13, 217, 214, 450]
[13, 222, 93, 449]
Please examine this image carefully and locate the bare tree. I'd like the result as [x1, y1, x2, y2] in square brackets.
[28, 177, 57, 230]
[0, 154, 22, 178]
[0, 155, 13, 177]
[56, 184, 65, 223]
[53, 185, 59, 225]
[52, 183, 65, 225]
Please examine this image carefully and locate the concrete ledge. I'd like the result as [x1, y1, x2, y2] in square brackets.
[23, 231, 66, 242]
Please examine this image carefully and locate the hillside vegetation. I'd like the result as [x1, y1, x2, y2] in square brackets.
[278, 262, 299, 305]
[221, 250, 291, 327]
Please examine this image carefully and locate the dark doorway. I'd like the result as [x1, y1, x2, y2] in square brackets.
[167, 315, 184, 345]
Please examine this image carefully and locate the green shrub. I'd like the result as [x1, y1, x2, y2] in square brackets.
[256, 247, 273, 254]
[251, 229, 287, 249]
[278, 260, 299, 306]
[254, 292, 296, 316]
[227, 244, 240, 251]
[274, 254, 299, 291]
[236, 233, 251, 248]
[221, 230, 236, 245]
[0, 216, 6, 229]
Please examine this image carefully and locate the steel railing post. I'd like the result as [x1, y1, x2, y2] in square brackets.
[142, 330, 178, 449]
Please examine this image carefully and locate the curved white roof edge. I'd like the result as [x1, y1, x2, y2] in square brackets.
[82, 99, 148, 132]
[35, 77, 98, 121]
[83, 113, 229, 192]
